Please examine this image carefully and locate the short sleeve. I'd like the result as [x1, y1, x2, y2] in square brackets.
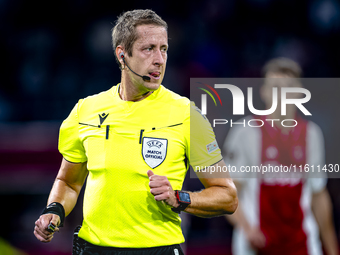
[222, 123, 247, 170]
[58, 101, 87, 163]
[185, 102, 223, 171]
[306, 121, 327, 193]
[222, 116, 261, 179]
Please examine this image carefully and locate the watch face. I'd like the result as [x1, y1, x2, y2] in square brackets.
[178, 192, 191, 203]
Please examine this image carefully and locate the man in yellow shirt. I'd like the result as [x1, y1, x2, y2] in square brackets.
[34, 9, 238, 254]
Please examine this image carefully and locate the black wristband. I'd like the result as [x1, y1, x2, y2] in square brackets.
[42, 202, 65, 227]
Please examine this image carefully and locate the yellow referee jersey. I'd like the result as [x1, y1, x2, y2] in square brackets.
[58, 84, 222, 247]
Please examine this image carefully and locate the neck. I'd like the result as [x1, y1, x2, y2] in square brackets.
[119, 74, 153, 102]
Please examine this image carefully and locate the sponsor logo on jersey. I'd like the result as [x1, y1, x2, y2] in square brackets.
[99, 113, 109, 125]
[142, 137, 168, 168]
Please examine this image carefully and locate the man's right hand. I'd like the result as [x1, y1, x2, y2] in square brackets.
[246, 226, 266, 250]
[34, 213, 60, 243]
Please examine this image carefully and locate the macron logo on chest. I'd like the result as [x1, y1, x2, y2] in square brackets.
[99, 113, 109, 125]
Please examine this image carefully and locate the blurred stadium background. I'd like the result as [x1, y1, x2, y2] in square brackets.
[0, 0, 340, 254]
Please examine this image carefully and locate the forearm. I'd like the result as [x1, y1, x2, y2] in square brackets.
[46, 159, 88, 217]
[35, 159, 87, 242]
[317, 205, 338, 255]
[148, 160, 238, 217]
[320, 223, 338, 255]
[47, 178, 81, 217]
[312, 189, 339, 255]
[185, 184, 238, 217]
[224, 181, 247, 228]
[226, 204, 250, 230]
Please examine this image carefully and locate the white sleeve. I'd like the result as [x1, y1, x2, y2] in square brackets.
[306, 121, 327, 193]
[222, 116, 261, 180]
[222, 124, 245, 169]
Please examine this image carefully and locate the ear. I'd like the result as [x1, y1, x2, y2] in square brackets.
[115, 46, 125, 66]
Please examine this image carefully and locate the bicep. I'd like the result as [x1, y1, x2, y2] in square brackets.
[56, 158, 88, 193]
[312, 188, 329, 212]
[311, 187, 335, 227]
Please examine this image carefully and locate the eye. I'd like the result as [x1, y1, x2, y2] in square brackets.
[144, 46, 154, 52]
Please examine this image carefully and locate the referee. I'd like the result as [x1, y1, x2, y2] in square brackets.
[34, 9, 238, 255]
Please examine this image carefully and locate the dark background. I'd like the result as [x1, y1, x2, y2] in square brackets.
[0, 0, 340, 254]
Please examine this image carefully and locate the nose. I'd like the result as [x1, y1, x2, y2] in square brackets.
[153, 49, 165, 66]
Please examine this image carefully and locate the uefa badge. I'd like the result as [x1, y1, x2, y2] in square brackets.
[142, 137, 168, 168]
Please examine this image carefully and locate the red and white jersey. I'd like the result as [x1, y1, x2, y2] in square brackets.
[223, 115, 326, 255]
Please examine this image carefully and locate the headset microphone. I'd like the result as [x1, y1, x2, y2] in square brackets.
[119, 52, 151, 82]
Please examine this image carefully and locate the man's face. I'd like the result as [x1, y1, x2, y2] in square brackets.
[125, 24, 168, 91]
[261, 72, 302, 106]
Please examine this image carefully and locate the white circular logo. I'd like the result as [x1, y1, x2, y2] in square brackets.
[266, 146, 278, 159]
[293, 146, 303, 160]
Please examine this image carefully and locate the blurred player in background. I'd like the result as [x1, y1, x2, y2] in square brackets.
[33, 9, 237, 254]
[223, 57, 338, 255]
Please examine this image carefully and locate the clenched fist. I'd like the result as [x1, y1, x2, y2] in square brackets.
[147, 170, 179, 208]
[34, 213, 60, 243]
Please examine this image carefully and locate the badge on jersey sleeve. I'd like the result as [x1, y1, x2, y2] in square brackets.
[142, 137, 168, 168]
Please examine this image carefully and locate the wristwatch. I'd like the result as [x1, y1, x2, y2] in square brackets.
[171, 190, 191, 214]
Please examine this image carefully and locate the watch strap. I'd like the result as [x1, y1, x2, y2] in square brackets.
[171, 190, 190, 214]
[171, 202, 189, 214]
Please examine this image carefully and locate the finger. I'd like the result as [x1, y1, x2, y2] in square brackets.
[257, 232, 266, 248]
[150, 186, 170, 196]
[149, 180, 169, 188]
[34, 229, 47, 242]
[34, 225, 53, 241]
[35, 222, 53, 237]
[249, 231, 266, 249]
[250, 240, 261, 249]
[147, 170, 154, 178]
[149, 175, 168, 182]
[251, 240, 264, 250]
[154, 191, 171, 201]
[37, 214, 60, 235]
[36, 217, 53, 236]
[34, 229, 53, 243]
[40, 214, 53, 229]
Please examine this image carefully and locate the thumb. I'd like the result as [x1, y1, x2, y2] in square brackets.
[147, 170, 154, 179]
[50, 214, 61, 232]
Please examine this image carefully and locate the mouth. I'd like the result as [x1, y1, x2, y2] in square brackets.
[149, 72, 161, 80]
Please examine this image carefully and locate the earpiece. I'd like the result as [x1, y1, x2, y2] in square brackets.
[118, 51, 151, 82]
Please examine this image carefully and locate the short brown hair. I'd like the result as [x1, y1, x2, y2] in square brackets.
[112, 9, 168, 69]
[262, 57, 302, 78]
